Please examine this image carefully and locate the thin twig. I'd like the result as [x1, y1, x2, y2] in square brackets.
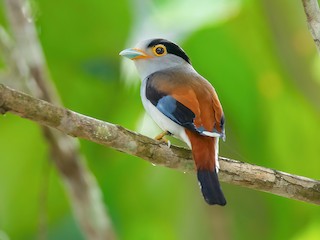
[1, 83, 319, 205]
[302, 0, 320, 52]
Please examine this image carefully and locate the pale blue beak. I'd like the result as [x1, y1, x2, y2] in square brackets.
[119, 48, 149, 60]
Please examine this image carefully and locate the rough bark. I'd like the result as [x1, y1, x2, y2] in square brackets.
[1, 83, 319, 206]
[302, 0, 320, 52]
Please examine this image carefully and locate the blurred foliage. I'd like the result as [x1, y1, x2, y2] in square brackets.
[0, 0, 320, 240]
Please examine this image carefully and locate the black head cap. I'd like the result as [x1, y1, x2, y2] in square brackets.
[147, 38, 191, 64]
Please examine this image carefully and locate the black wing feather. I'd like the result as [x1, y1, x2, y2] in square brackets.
[145, 78, 200, 133]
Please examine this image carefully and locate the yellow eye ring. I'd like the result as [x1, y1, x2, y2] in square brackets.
[152, 44, 167, 56]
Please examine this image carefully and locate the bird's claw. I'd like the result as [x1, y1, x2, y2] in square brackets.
[155, 131, 171, 148]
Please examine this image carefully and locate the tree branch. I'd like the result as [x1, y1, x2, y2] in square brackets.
[1, 83, 319, 205]
[302, 0, 320, 52]
[2, 0, 115, 239]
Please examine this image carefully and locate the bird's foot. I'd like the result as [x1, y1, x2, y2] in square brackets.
[155, 131, 171, 148]
[155, 131, 169, 141]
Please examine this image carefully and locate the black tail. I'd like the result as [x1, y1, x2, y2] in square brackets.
[197, 170, 226, 206]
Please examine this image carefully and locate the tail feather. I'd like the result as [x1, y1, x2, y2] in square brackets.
[197, 170, 226, 206]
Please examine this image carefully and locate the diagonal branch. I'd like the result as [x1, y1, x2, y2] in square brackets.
[1, 83, 319, 205]
[2, 0, 115, 239]
[302, 0, 320, 52]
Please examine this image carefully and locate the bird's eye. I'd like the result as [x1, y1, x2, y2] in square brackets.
[153, 44, 167, 56]
[155, 47, 164, 55]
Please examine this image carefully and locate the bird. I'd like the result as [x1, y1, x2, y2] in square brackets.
[120, 38, 226, 206]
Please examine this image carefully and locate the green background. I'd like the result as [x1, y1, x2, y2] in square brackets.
[0, 0, 320, 239]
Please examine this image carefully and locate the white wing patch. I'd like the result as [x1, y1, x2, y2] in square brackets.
[202, 131, 222, 138]
[215, 138, 220, 173]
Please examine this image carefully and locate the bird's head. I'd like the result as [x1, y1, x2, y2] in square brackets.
[120, 38, 191, 79]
